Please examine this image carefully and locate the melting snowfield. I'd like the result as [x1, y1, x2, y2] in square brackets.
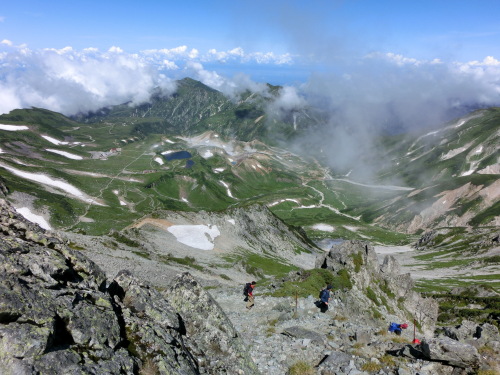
[219, 180, 236, 199]
[268, 198, 300, 207]
[15, 207, 52, 230]
[46, 149, 83, 160]
[167, 224, 220, 250]
[0, 124, 29, 131]
[311, 223, 335, 232]
[0, 163, 105, 206]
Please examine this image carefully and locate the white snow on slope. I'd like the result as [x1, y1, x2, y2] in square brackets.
[154, 156, 164, 165]
[46, 149, 83, 160]
[167, 224, 220, 250]
[202, 150, 214, 158]
[311, 223, 335, 232]
[440, 143, 473, 160]
[42, 135, 68, 145]
[219, 180, 236, 199]
[15, 207, 52, 230]
[0, 163, 105, 206]
[0, 148, 3, 154]
[0, 124, 29, 131]
[268, 198, 300, 207]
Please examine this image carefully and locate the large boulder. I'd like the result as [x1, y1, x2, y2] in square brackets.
[421, 337, 480, 369]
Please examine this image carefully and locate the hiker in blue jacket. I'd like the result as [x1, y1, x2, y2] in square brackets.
[319, 285, 332, 313]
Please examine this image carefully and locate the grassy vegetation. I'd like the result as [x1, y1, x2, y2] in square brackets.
[268, 268, 352, 298]
[424, 291, 500, 327]
[287, 361, 315, 375]
[159, 255, 205, 271]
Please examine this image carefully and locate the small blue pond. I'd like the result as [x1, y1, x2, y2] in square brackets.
[163, 151, 192, 161]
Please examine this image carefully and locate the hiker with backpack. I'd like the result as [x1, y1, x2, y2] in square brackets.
[317, 284, 332, 313]
[243, 281, 256, 310]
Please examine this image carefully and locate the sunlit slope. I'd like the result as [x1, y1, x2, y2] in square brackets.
[349, 108, 500, 233]
[74, 77, 323, 144]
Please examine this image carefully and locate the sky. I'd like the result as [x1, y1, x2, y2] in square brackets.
[1, 0, 500, 178]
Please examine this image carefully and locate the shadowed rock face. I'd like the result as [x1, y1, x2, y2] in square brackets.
[0, 181, 260, 375]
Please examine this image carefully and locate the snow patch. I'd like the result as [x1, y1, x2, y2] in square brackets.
[42, 135, 68, 145]
[311, 224, 335, 232]
[0, 124, 29, 131]
[214, 168, 225, 173]
[202, 150, 214, 158]
[461, 169, 475, 176]
[167, 224, 220, 251]
[15, 207, 52, 230]
[46, 149, 83, 160]
[440, 142, 473, 160]
[227, 219, 236, 225]
[219, 180, 236, 199]
[0, 163, 105, 206]
[268, 198, 300, 207]
[154, 156, 164, 165]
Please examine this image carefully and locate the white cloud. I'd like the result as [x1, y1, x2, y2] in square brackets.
[0, 45, 177, 115]
[108, 46, 124, 53]
[1, 39, 12, 46]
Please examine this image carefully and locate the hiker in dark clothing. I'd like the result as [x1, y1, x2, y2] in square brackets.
[244, 281, 256, 310]
[318, 285, 332, 313]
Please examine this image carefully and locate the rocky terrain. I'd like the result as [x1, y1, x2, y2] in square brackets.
[0, 181, 259, 374]
[1, 177, 499, 374]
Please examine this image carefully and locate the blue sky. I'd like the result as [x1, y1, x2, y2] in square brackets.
[1, 0, 500, 124]
[3, 0, 500, 63]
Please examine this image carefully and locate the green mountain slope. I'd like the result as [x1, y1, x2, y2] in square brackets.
[0, 80, 498, 244]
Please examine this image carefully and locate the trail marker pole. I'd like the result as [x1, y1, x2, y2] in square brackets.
[413, 318, 416, 341]
[295, 289, 298, 313]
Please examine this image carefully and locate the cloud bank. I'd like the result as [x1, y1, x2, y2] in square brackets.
[0, 42, 292, 115]
[287, 53, 500, 180]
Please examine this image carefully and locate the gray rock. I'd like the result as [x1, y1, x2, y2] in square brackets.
[281, 326, 325, 345]
[421, 337, 480, 369]
[0, 189, 261, 375]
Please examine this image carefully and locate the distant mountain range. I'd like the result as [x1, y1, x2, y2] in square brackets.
[0, 78, 498, 243]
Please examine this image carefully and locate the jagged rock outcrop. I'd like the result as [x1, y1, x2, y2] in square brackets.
[0, 182, 259, 374]
[315, 240, 439, 335]
[162, 272, 260, 374]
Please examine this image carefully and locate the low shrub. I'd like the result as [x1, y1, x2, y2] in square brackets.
[288, 361, 314, 375]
